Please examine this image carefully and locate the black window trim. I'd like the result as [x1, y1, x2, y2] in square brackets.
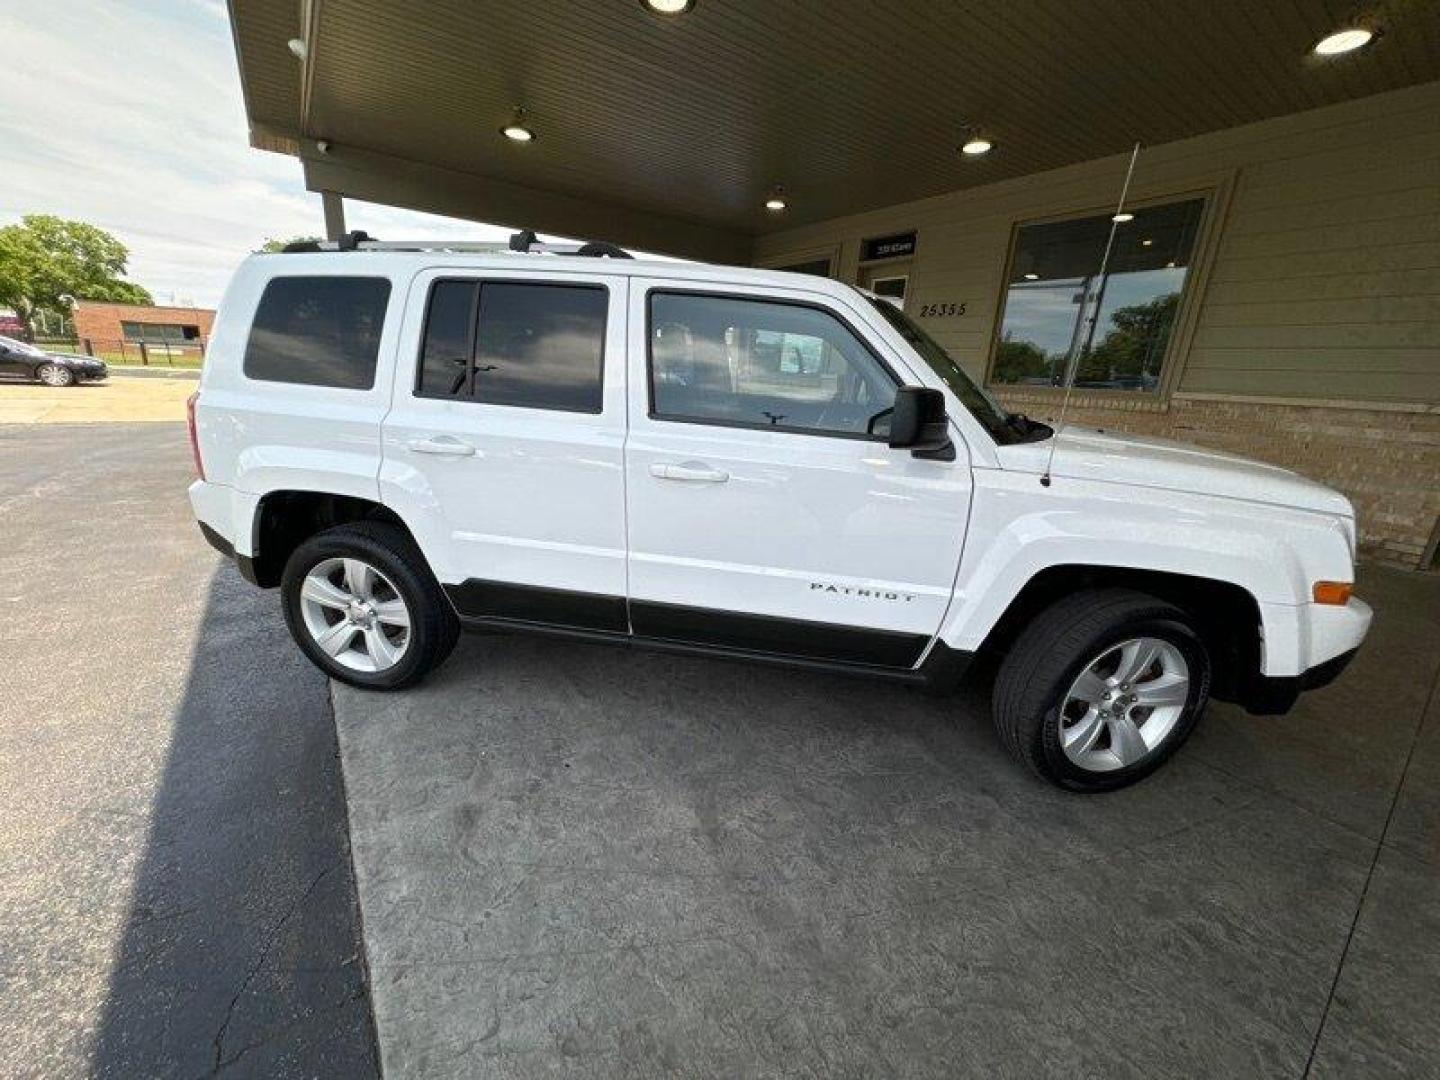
[645, 287, 902, 444]
[242, 273, 393, 392]
[412, 276, 610, 415]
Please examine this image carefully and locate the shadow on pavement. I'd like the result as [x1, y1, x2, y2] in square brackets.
[90, 567, 378, 1077]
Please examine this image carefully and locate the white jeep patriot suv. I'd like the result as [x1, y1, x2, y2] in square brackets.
[188, 231, 1371, 791]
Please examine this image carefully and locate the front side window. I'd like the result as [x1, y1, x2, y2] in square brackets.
[989, 197, 1205, 393]
[648, 292, 896, 438]
[243, 276, 390, 390]
[865, 297, 1042, 445]
[416, 281, 606, 413]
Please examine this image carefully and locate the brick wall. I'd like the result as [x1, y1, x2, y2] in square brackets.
[72, 302, 215, 348]
[994, 389, 1440, 571]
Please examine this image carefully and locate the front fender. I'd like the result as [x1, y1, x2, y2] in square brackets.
[942, 469, 1355, 677]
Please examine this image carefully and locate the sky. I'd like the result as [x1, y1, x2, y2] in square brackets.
[0, 0, 550, 308]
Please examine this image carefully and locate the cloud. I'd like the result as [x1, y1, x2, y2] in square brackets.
[0, 0, 535, 307]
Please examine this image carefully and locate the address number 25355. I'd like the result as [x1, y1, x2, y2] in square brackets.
[917, 302, 966, 318]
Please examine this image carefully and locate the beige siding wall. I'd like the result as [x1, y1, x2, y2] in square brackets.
[752, 81, 1440, 568]
[752, 81, 1439, 401]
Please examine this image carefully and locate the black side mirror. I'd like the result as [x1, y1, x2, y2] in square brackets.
[888, 386, 954, 460]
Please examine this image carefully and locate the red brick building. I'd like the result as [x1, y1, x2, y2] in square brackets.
[72, 300, 216, 354]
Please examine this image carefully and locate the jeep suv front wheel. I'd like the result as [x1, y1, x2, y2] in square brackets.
[281, 522, 459, 690]
[992, 589, 1212, 792]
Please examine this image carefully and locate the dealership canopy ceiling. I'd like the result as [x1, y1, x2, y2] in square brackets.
[230, 0, 1440, 258]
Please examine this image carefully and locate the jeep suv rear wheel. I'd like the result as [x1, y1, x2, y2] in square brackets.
[992, 589, 1211, 792]
[281, 522, 459, 689]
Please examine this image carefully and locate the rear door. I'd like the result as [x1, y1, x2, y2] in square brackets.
[380, 268, 629, 632]
[0, 339, 37, 379]
[623, 280, 972, 669]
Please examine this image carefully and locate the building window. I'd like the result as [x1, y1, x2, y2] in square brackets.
[415, 281, 607, 413]
[648, 291, 896, 439]
[774, 258, 832, 278]
[243, 276, 391, 390]
[989, 197, 1206, 393]
[121, 321, 203, 343]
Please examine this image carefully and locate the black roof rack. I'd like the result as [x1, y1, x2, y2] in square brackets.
[280, 230, 633, 258]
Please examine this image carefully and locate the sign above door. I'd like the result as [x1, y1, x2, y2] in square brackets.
[861, 232, 917, 262]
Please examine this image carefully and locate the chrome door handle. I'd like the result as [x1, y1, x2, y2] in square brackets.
[650, 461, 729, 483]
[407, 435, 476, 457]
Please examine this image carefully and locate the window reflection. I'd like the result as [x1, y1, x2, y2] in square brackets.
[990, 198, 1205, 392]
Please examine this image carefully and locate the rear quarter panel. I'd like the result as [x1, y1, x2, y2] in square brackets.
[194, 256, 413, 521]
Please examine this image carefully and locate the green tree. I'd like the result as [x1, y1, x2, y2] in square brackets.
[256, 236, 322, 253]
[0, 215, 152, 332]
[1083, 292, 1180, 386]
[991, 335, 1051, 385]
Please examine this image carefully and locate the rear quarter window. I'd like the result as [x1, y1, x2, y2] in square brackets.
[243, 276, 391, 389]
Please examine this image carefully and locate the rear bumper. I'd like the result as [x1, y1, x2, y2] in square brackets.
[197, 521, 262, 585]
[190, 480, 262, 585]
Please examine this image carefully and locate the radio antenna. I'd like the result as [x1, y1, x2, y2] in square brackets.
[1040, 141, 1142, 487]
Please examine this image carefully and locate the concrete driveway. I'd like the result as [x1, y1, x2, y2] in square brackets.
[0, 369, 196, 424]
[335, 573, 1439, 1078]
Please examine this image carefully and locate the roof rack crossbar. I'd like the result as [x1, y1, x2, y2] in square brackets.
[288, 230, 633, 258]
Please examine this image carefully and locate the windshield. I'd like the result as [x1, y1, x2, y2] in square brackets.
[864, 297, 1048, 445]
[0, 334, 45, 357]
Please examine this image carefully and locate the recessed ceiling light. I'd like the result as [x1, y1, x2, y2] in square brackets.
[501, 107, 535, 143]
[960, 137, 993, 156]
[642, 0, 695, 13]
[1141, 238, 1153, 246]
[765, 197, 787, 212]
[1314, 28, 1373, 56]
[1023, 273, 1039, 280]
[1112, 212, 1134, 223]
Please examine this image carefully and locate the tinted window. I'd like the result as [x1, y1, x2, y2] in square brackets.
[649, 292, 896, 438]
[417, 280, 478, 398]
[416, 282, 606, 413]
[243, 276, 390, 389]
[990, 197, 1205, 393]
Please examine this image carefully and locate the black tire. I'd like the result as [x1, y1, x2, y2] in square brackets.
[36, 363, 75, 387]
[280, 521, 460, 690]
[992, 588, 1211, 792]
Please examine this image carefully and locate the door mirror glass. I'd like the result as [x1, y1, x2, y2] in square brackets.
[887, 386, 954, 460]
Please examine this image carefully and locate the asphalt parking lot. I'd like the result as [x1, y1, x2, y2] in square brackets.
[0, 423, 376, 1076]
[1, 421, 1437, 1078]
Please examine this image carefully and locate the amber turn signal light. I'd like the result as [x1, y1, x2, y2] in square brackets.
[1313, 581, 1353, 605]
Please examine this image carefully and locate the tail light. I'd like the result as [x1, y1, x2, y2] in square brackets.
[186, 390, 206, 480]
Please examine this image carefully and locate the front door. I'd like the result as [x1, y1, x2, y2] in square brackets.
[381, 268, 630, 632]
[624, 280, 971, 669]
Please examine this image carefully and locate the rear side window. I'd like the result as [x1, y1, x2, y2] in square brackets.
[416, 281, 606, 413]
[243, 276, 391, 390]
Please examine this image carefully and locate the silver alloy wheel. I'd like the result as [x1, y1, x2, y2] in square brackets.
[38, 364, 72, 386]
[1058, 637, 1191, 773]
[298, 557, 412, 673]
